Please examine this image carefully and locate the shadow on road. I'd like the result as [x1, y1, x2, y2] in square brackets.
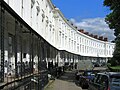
[45, 70, 87, 90]
[58, 70, 87, 90]
[58, 70, 77, 83]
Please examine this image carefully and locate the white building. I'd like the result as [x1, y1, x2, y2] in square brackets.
[3, 0, 114, 57]
[0, 0, 115, 89]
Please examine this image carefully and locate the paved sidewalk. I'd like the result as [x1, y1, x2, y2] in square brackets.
[45, 79, 82, 90]
[45, 70, 83, 90]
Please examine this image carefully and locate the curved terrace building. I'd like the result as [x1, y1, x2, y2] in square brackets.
[0, 0, 115, 89]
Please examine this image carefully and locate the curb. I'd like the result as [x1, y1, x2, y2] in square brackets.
[44, 79, 55, 89]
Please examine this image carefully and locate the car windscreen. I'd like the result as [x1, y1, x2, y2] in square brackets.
[110, 75, 120, 89]
[112, 77, 120, 82]
[111, 75, 120, 82]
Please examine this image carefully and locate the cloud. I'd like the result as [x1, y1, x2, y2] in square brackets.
[70, 17, 115, 41]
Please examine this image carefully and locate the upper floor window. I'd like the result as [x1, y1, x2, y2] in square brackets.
[36, 6, 40, 16]
[42, 10, 45, 22]
[31, 0, 35, 8]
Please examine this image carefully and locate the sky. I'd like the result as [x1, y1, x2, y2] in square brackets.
[52, 0, 115, 41]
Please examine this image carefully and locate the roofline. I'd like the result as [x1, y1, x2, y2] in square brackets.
[53, 8, 115, 44]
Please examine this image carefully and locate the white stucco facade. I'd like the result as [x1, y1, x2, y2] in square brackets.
[3, 0, 115, 59]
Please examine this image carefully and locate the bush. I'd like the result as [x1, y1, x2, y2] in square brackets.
[107, 63, 111, 67]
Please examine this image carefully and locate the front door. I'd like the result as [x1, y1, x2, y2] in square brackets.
[7, 34, 15, 76]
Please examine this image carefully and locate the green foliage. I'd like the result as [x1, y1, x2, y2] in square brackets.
[104, 0, 120, 37]
[107, 63, 111, 67]
[111, 35, 120, 66]
[108, 35, 120, 66]
[104, 0, 120, 66]
[109, 66, 120, 72]
[110, 66, 120, 69]
[110, 58, 118, 66]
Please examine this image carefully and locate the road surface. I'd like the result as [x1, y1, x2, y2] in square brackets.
[45, 70, 87, 90]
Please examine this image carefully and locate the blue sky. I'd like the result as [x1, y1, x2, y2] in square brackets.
[52, 0, 110, 21]
[52, 0, 115, 41]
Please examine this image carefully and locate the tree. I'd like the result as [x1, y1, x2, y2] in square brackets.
[111, 34, 120, 65]
[104, 0, 120, 66]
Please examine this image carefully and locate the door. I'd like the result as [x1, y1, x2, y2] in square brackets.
[8, 34, 15, 76]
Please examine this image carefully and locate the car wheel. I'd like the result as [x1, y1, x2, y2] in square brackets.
[81, 82, 88, 89]
[81, 82, 85, 89]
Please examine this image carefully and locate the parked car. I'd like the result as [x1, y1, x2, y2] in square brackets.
[88, 72, 120, 90]
[75, 70, 84, 80]
[79, 70, 95, 89]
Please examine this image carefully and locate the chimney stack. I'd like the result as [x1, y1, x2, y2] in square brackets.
[84, 32, 89, 35]
[78, 29, 84, 33]
[94, 35, 98, 39]
[99, 36, 103, 41]
[104, 37, 108, 42]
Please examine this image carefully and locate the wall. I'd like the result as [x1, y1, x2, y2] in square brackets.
[3, 0, 115, 58]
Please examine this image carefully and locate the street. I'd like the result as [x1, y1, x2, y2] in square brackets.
[45, 70, 87, 90]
